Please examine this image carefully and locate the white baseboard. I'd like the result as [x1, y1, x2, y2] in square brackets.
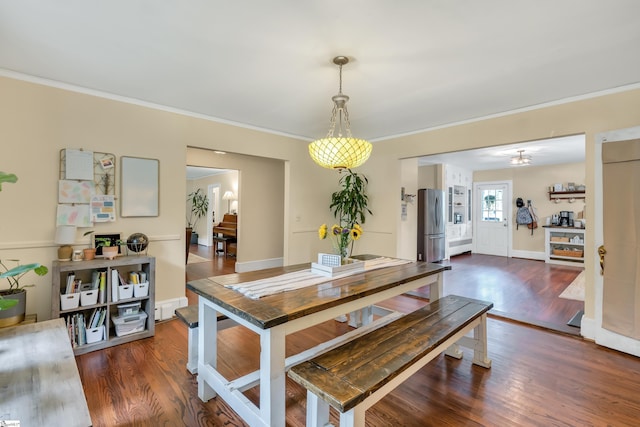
[155, 297, 189, 321]
[581, 315, 595, 340]
[510, 250, 545, 261]
[235, 257, 284, 273]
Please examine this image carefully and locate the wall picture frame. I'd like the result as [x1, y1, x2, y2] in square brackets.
[120, 156, 159, 217]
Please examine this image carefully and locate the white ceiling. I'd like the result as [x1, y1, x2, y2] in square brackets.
[1, 1, 639, 168]
[418, 134, 585, 171]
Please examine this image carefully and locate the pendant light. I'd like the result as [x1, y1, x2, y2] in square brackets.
[511, 150, 532, 166]
[309, 56, 372, 170]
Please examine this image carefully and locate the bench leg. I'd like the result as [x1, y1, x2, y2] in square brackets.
[472, 313, 492, 368]
[340, 406, 366, 427]
[348, 306, 373, 328]
[186, 326, 198, 374]
[306, 391, 330, 427]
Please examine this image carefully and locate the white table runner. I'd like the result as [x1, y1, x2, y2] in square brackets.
[224, 257, 412, 299]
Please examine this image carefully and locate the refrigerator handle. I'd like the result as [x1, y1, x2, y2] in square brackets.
[435, 196, 439, 228]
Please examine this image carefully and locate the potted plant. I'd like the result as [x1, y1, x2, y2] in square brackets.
[83, 231, 124, 260]
[324, 169, 372, 259]
[0, 260, 48, 326]
[186, 188, 209, 262]
[0, 171, 48, 326]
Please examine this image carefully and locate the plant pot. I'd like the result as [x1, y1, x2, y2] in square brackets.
[83, 248, 96, 261]
[0, 288, 26, 328]
[186, 227, 193, 264]
[102, 246, 119, 260]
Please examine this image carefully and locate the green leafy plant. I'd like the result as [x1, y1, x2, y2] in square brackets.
[329, 169, 372, 228]
[187, 188, 209, 229]
[0, 172, 48, 310]
[0, 171, 18, 191]
[325, 169, 372, 257]
[83, 231, 124, 247]
[0, 260, 48, 292]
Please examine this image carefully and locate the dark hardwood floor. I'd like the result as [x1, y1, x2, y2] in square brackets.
[186, 246, 584, 335]
[75, 247, 616, 426]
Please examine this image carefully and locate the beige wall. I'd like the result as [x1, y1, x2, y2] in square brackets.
[0, 76, 338, 321]
[418, 165, 438, 189]
[3, 73, 640, 327]
[475, 162, 585, 253]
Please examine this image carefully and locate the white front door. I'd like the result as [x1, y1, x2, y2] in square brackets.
[473, 181, 511, 257]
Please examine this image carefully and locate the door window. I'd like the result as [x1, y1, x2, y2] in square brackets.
[481, 189, 503, 222]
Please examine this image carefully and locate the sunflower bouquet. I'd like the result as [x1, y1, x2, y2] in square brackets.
[318, 223, 363, 259]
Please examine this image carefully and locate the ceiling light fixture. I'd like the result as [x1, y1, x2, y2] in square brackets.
[511, 149, 532, 166]
[309, 56, 372, 170]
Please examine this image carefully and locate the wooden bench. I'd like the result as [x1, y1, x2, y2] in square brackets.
[175, 305, 235, 374]
[288, 295, 493, 427]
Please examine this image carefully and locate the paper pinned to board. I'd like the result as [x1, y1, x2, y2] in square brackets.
[64, 149, 94, 180]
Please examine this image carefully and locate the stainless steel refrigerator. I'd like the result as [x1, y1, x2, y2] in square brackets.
[417, 188, 446, 262]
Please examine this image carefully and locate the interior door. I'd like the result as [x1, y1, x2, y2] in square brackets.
[602, 139, 640, 338]
[593, 126, 640, 356]
[474, 182, 511, 257]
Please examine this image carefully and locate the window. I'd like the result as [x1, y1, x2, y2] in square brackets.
[481, 189, 503, 221]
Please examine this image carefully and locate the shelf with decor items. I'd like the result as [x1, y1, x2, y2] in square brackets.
[548, 190, 585, 201]
[51, 255, 155, 355]
[544, 227, 585, 265]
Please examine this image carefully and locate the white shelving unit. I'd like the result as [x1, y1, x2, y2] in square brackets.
[51, 255, 155, 355]
[544, 227, 585, 266]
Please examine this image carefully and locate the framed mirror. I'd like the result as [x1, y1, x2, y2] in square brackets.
[121, 156, 159, 217]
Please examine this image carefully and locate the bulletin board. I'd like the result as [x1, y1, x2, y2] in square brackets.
[120, 156, 159, 217]
[59, 149, 116, 195]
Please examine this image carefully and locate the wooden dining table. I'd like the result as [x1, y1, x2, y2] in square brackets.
[187, 256, 450, 427]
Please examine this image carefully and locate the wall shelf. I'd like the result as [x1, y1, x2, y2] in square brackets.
[548, 190, 585, 201]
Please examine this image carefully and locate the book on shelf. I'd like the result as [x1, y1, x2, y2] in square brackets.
[65, 272, 75, 294]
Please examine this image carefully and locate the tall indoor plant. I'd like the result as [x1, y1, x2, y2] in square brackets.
[326, 169, 372, 259]
[0, 171, 49, 324]
[186, 188, 209, 262]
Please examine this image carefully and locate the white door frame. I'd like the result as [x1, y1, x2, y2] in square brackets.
[586, 125, 640, 356]
[472, 180, 512, 257]
[205, 184, 220, 247]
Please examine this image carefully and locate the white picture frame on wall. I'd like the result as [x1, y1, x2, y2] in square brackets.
[120, 156, 159, 217]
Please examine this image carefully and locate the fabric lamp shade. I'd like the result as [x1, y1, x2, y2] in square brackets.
[55, 225, 76, 261]
[222, 191, 235, 213]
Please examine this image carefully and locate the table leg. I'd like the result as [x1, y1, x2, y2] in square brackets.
[260, 326, 287, 427]
[431, 272, 443, 301]
[348, 306, 373, 328]
[472, 314, 492, 368]
[197, 298, 218, 401]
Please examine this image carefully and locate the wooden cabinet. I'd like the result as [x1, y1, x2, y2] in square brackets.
[51, 256, 155, 355]
[544, 227, 585, 265]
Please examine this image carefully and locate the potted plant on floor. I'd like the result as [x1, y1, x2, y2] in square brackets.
[186, 188, 209, 263]
[0, 260, 48, 326]
[0, 171, 49, 326]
